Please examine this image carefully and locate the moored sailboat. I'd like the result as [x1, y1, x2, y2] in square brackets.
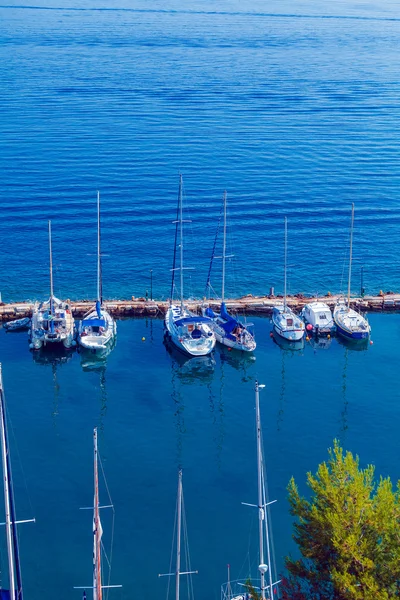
[272, 218, 305, 341]
[78, 192, 116, 352]
[164, 175, 216, 357]
[334, 204, 370, 341]
[30, 221, 76, 350]
[203, 191, 256, 352]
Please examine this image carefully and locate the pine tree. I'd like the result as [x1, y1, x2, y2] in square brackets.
[282, 440, 400, 599]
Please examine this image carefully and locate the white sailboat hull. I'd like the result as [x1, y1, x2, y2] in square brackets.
[78, 307, 116, 351]
[333, 300, 370, 340]
[165, 305, 216, 357]
[272, 305, 305, 341]
[202, 308, 256, 352]
[30, 297, 76, 350]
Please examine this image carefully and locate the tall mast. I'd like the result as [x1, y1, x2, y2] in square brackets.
[0, 365, 24, 600]
[347, 203, 354, 307]
[0, 365, 16, 600]
[283, 217, 287, 310]
[49, 220, 54, 304]
[175, 469, 183, 600]
[97, 192, 102, 305]
[221, 191, 227, 303]
[179, 176, 184, 309]
[255, 381, 266, 600]
[93, 428, 103, 600]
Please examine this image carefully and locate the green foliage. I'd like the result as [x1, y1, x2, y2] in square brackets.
[245, 578, 261, 600]
[282, 440, 400, 599]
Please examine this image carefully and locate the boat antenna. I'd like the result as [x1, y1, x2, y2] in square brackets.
[0, 364, 24, 600]
[284, 217, 287, 311]
[222, 191, 227, 304]
[97, 191, 103, 305]
[49, 220, 54, 315]
[347, 203, 354, 307]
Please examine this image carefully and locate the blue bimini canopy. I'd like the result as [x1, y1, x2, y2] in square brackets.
[82, 319, 106, 328]
[175, 316, 211, 327]
[205, 307, 217, 318]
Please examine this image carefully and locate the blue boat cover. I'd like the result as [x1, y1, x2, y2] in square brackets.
[82, 319, 106, 327]
[96, 300, 102, 318]
[220, 302, 239, 335]
[175, 316, 210, 327]
[205, 307, 217, 318]
[0, 591, 11, 600]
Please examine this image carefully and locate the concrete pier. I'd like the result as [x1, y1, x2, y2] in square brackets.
[0, 293, 399, 321]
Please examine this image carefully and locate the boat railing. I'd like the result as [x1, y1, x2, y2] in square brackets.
[221, 578, 264, 600]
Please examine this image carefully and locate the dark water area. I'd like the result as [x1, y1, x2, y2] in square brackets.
[0, 314, 400, 599]
[1, 1, 400, 598]
[1, 0, 400, 302]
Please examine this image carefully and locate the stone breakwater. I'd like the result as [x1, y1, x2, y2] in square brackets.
[0, 294, 399, 321]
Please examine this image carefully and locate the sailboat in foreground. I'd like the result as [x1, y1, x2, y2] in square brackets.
[221, 381, 280, 600]
[30, 221, 76, 350]
[0, 364, 35, 600]
[333, 204, 370, 341]
[159, 469, 198, 600]
[74, 428, 121, 599]
[78, 192, 116, 352]
[164, 175, 216, 357]
[203, 191, 256, 352]
[272, 217, 305, 341]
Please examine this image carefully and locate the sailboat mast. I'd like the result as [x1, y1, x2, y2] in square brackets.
[0, 365, 16, 600]
[179, 175, 184, 309]
[97, 192, 103, 305]
[347, 203, 354, 307]
[175, 469, 183, 600]
[222, 191, 227, 303]
[49, 220, 54, 300]
[284, 217, 287, 310]
[255, 381, 266, 600]
[93, 428, 102, 600]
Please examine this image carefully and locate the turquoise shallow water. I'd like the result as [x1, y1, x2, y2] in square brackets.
[0, 314, 399, 599]
[1, 0, 400, 301]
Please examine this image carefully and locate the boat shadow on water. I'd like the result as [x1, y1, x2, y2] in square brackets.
[335, 334, 370, 352]
[164, 334, 215, 384]
[216, 345, 256, 382]
[31, 345, 75, 366]
[78, 337, 117, 372]
[271, 330, 305, 354]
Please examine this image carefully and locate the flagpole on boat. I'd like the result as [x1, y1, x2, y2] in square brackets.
[347, 203, 354, 308]
[222, 190, 227, 304]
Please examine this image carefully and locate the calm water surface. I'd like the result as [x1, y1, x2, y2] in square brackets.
[1, 1, 400, 598]
[1, 314, 400, 599]
[1, 0, 400, 301]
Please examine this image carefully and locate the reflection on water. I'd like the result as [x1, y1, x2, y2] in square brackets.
[336, 335, 370, 352]
[271, 331, 305, 354]
[216, 346, 256, 383]
[164, 336, 216, 385]
[31, 346, 75, 424]
[78, 338, 116, 372]
[308, 335, 333, 351]
[340, 348, 349, 440]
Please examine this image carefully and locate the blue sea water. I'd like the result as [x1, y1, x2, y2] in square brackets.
[1, 1, 400, 599]
[1, 315, 400, 600]
[1, 0, 400, 302]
